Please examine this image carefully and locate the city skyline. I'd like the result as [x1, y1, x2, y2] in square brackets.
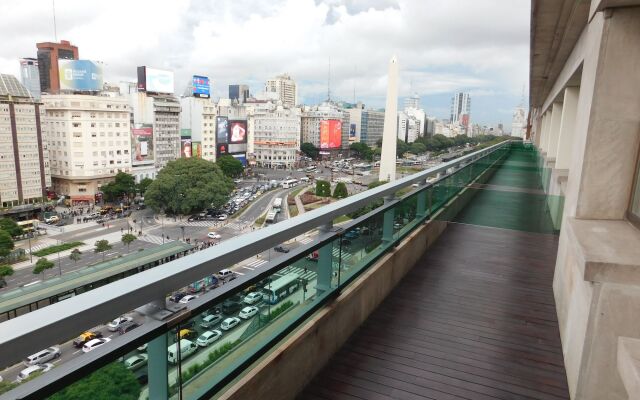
[0, 0, 529, 126]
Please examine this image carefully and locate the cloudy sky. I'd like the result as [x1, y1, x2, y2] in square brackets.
[0, 0, 529, 126]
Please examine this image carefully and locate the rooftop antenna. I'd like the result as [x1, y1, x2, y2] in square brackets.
[353, 66, 356, 104]
[52, 0, 58, 41]
[327, 57, 331, 102]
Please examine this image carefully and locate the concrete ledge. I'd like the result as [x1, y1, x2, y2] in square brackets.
[567, 218, 640, 285]
[618, 336, 640, 400]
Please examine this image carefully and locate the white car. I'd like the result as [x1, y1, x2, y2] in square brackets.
[137, 343, 148, 352]
[107, 316, 133, 332]
[196, 330, 222, 347]
[17, 363, 54, 382]
[207, 232, 221, 240]
[218, 214, 228, 221]
[124, 354, 148, 370]
[179, 294, 198, 304]
[220, 317, 241, 331]
[82, 338, 111, 353]
[239, 306, 259, 319]
[243, 292, 262, 305]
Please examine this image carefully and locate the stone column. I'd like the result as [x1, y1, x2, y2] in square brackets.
[546, 102, 563, 159]
[555, 86, 580, 170]
[379, 56, 398, 182]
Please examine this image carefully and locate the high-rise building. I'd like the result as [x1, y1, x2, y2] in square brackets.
[0, 74, 51, 210]
[180, 96, 217, 161]
[249, 102, 301, 169]
[347, 103, 385, 148]
[404, 93, 420, 110]
[229, 85, 250, 104]
[301, 102, 349, 154]
[19, 58, 41, 100]
[36, 40, 79, 94]
[42, 93, 131, 204]
[266, 74, 297, 108]
[397, 111, 422, 143]
[450, 92, 470, 124]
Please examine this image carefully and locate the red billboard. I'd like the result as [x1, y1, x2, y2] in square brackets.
[320, 119, 342, 149]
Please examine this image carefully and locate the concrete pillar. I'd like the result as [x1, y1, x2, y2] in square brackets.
[379, 56, 398, 182]
[555, 86, 580, 170]
[540, 112, 550, 152]
[547, 102, 563, 159]
[148, 333, 168, 399]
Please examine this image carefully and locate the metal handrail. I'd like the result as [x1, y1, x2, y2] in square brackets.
[0, 140, 510, 372]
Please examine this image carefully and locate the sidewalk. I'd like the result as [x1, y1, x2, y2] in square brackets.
[294, 185, 312, 215]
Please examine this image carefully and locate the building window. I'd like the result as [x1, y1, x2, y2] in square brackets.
[630, 147, 640, 226]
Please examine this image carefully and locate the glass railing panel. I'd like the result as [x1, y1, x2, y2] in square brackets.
[336, 211, 385, 284]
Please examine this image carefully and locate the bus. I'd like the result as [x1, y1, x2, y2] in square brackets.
[17, 220, 40, 235]
[272, 197, 283, 212]
[305, 166, 317, 173]
[281, 179, 298, 189]
[265, 210, 277, 223]
[262, 273, 300, 304]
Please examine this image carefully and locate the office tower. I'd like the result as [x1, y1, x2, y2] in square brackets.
[229, 84, 250, 104]
[450, 92, 470, 124]
[42, 94, 131, 204]
[19, 58, 41, 100]
[347, 103, 385, 147]
[250, 103, 301, 169]
[0, 74, 50, 210]
[404, 93, 420, 110]
[180, 96, 217, 161]
[265, 74, 297, 108]
[36, 40, 79, 94]
[301, 102, 349, 154]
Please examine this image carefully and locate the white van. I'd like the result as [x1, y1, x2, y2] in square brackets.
[23, 346, 61, 366]
[167, 339, 198, 364]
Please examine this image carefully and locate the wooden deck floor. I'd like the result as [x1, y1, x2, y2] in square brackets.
[299, 147, 569, 400]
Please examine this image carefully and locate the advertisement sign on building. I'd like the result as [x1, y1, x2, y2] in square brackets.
[217, 144, 228, 156]
[181, 139, 192, 158]
[228, 120, 247, 144]
[58, 60, 103, 91]
[216, 116, 228, 144]
[180, 129, 192, 138]
[192, 75, 210, 98]
[461, 114, 470, 127]
[192, 141, 202, 158]
[137, 66, 174, 93]
[232, 154, 247, 166]
[131, 126, 154, 165]
[320, 119, 342, 149]
[349, 123, 356, 138]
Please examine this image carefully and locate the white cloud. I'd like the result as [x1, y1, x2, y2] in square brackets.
[0, 0, 529, 124]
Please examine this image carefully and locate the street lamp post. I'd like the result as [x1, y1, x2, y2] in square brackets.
[28, 233, 33, 263]
[181, 226, 185, 242]
[57, 240, 62, 276]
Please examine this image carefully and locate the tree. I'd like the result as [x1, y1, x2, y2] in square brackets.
[137, 177, 154, 195]
[348, 180, 388, 219]
[0, 230, 14, 258]
[0, 264, 14, 287]
[0, 218, 24, 237]
[33, 258, 54, 279]
[332, 182, 349, 199]
[94, 240, 112, 261]
[300, 142, 319, 159]
[375, 138, 383, 148]
[315, 180, 331, 197]
[396, 140, 410, 157]
[349, 142, 373, 161]
[49, 362, 141, 400]
[69, 249, 82, 265]
[145, 158, 234, 215]
[100, 172, 137, 202]
[216, 155, 244, 178]
[409, 142, 427, 154]
[121, 233, 137, 253]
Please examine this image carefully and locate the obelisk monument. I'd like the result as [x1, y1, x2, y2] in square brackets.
[379, 55, 398, 182]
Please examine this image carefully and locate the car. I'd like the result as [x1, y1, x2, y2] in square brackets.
[217, 269, 235, 280]
[44, 215, 60, 224]
[179, 294, 198, 304]
[73, 331, 103, 348]
[17, 363, 54, 382]
[108, 316, 133, 331]
[200, 313, 223, 328]
[23, 347, 61, 366]
[188, 215, 199, 222]
[124, 354, 148, 371]
[344, 230, 360, 239]
[220, 317, 241, 331]
[171, 320, 196, 334]
[169, 292, 187, 303]
[196, 330, 222, 347]
[243, 292, 263, 305]
[118, 321, 140, 334]
[239, 306, 259, 319]
[137, 343, 148, 352]
[218, 214, 228, 221]
[207, 232, 221, 240]
[273, 245, 290, 253]
[82, 338, 111, 353]
[222, 298, 243, 314]
[177, 329, 198, 341]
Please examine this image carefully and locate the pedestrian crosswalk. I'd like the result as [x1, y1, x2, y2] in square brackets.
[139, 234, 174, 245]
[184, 220, 219, 228]
[241, 258, 268, 270]
[274, 265, 317, 282]
[24, 240, 57, 254]
[183, 220, 248, 231]
[299, 237, 313, 245]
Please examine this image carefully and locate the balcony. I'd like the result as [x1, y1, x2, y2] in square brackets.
[0, 141, 569, 400]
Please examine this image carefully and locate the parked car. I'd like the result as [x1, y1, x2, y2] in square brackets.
[220, 317, 241, 331]
[17, 364, 54, 382]
[243, 292, 263, 305]
[82, 338, 111, 353]
[118, 321, 140, 335]
[73, 331, 103, 348]
[196, 330, 222, 347]
[108, 316, 133, 332]
[137, 343, 148, 352]
[179, 294, 198, 304]
[124, 354, 148, 371]
[169, 292, 188, 303]
[23, 347, 61, 366]
[200, 313, 223, 329]
[273, 245, 290, 253]
[239, 306, 259, 319]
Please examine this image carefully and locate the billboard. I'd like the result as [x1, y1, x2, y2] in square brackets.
[137, 66, 174, 93]
[461, 114, 470, 127]
[228, 120, 247, 144]
[180, 129, 191, 138]
[58, 60, 103, 91]
[181, 139, 192, 158]
[192, 141, 202, 158]
[216, 143, 228, 156]
[232, 154, 247, 166]
[216, 116, 228, 144]
[192, 75, 210, 98]
[349, 123, 356, 138]
[131, 126, 154, 165]
[319, 119, 342, 149]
